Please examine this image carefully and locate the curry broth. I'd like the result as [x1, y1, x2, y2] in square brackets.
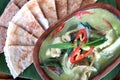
[39, 8, 120, 80]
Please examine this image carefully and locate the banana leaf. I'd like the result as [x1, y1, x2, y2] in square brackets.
[0, 0, 119, 80]
[0, 0, 10, 15]
[97, 0, 116, 7]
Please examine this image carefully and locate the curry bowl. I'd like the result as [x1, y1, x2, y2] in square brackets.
[33, 3, 120, 80]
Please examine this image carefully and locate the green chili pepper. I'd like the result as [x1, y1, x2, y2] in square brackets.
[48, 42, 77, 49]
[85, 37, 107, 47]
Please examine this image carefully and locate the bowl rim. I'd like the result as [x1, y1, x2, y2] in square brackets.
[33, 2, 120, 80]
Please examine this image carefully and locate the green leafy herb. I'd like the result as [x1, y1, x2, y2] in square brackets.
[85, 37, 107, 46]
[89, 37, 102, 41]
[48, 42, 77, 49]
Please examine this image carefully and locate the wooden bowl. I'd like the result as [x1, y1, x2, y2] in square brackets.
[116, 0, 120, 10]
[33, 3, 120, 80]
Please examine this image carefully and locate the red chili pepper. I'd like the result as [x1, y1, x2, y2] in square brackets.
[51, 23, 65, 38]
[75, 11, 93, 18]
[74, 29, 87, 43]
[102, 18, 112, 28]
[70, 46, 94, 64]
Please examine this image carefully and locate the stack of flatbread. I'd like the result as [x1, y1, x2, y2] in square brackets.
[0, 0, 97, 78]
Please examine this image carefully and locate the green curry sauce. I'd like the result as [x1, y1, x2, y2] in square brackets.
[39, 8, 120, 80]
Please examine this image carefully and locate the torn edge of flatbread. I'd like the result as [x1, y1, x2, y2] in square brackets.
[12, 6, 45, 38]
[0, 26, 7, 53]
[38, 0, 58, 26]
[6, 22, 37, 46]
[55, 0, 67, 19]
[68, 0, 83, 14]
[0, 2, 19, 27]
[4, 45, 34, 78]
[25, 0, 49, 29]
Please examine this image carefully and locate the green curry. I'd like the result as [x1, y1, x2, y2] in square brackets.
[39, 8, 120, 80]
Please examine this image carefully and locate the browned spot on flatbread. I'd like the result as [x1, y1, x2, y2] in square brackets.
[0, 26, 7, 53]
[68, 0, 83, 14]
[13, 46, 33, 72]
[0, 3, 19, 27]
[25, 21, 45, 38]
[11, 0, 29, 8]
[17, 49, 30, 70]
[55, 0, 67, 19]
[27, 1, 36, 11]
[38, 0, 47, 4]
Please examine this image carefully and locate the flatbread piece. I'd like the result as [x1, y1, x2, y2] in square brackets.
[11, 0, 29, 8]
[55, 0, 67, 19]
[4, 46, 34, 78]
[0, 3, 19, 27]
[68, 0, 83, 14]
[6, 22, 37, 46]
[38, 0, 58, 26]
[81, 0, 97, 7]
[25, 0, 49, 29]
[12, 6, 44, 38]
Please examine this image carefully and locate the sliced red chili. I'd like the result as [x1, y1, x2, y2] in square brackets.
[70, 46, 81, 63]
[70, 46, 94, 64]
[75, 11, 93, 18]
[74, 28, 87, 43]
[102, 18, 112, 28]
[51, 23, 65, 38]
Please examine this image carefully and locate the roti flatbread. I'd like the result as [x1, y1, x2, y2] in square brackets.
[55, 0, 67, 19]
[0, 26, 7, 53]
[81, 0, 97, 7]
[25, 0, 49, 29]
[11, 0, 29, 8]
[0, 3, 19, 27]
[68, 0, 83, 14]
[4, 46, 34, 78]
[6, 22, 37, 46]
[12, 6, 44, 38]
[38, 0, 58, 26]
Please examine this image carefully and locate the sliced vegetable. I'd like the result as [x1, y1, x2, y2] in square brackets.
[74, 28, 87, 43]
[103, 18, 112, 28]
[70, 46, 94, 64]
[75, 11, 93, 18]
[51, 23, 65, 38]
[41, 58, 62, 69]
[85, 37, 107, 47]
[48, 42, 77, 49]
[80, 22, 91, 29]
[41, 58, 63, 76]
